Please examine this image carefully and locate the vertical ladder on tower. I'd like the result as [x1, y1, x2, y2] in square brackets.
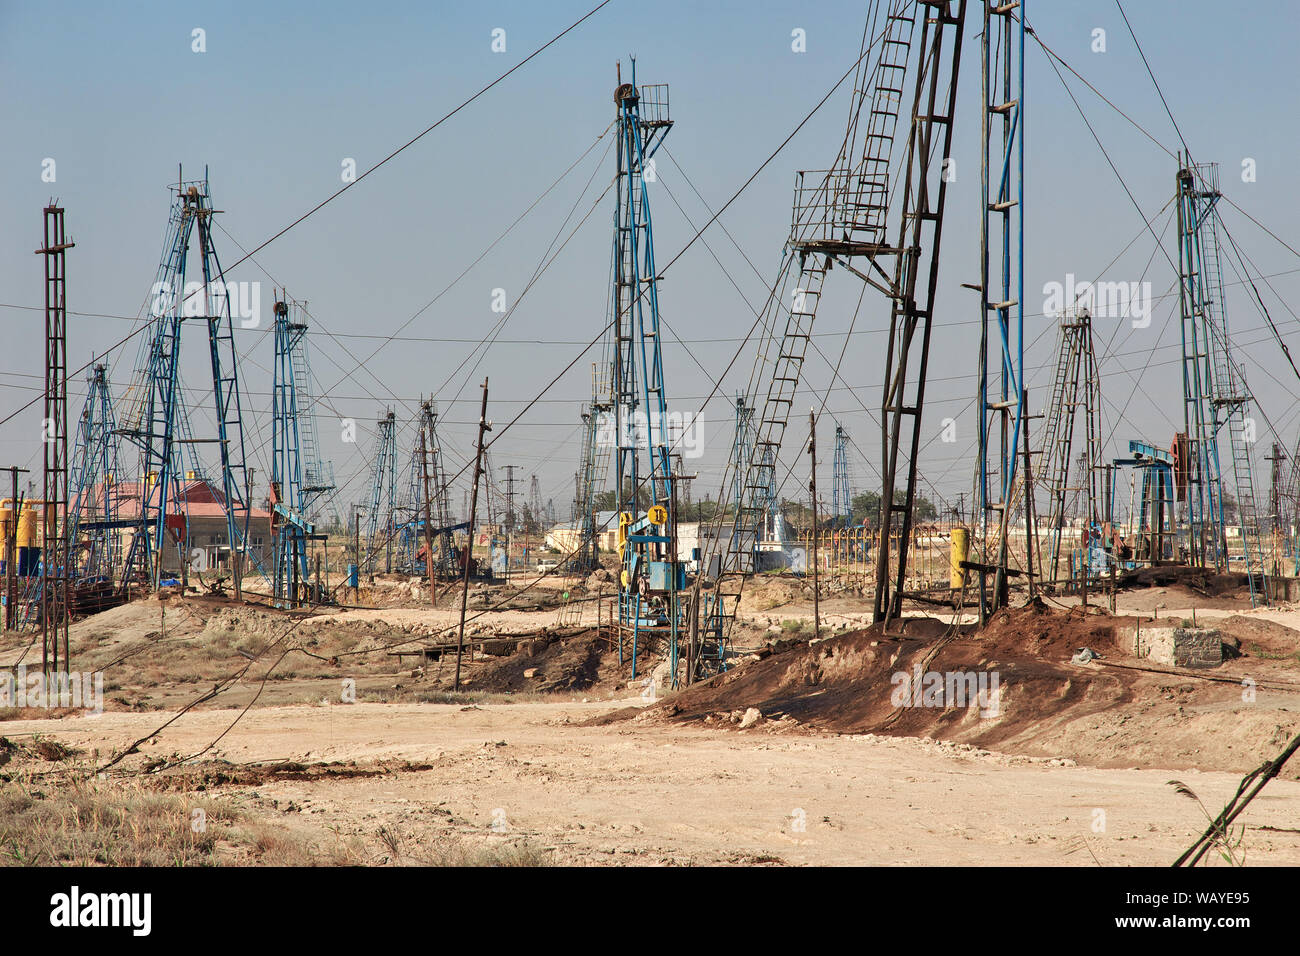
[840, 2, 917, 247]
[1176, 159, 1232, 577]
[1197, 166, 1267, 603]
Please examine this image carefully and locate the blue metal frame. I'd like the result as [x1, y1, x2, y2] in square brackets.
[974, 0, 1025, 611]
[832, 422, 851, 525]
[66, 364, 122, 581]
[272, 297, 312, 604]
[611, 61, 682, 683]
[121, 173, 265, 590]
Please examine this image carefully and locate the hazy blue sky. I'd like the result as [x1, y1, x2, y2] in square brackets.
[2, 0, 1298, 522]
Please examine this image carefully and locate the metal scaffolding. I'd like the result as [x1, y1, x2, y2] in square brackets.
[608, 61, 684, 683]
[1036, 308, 1103, 585]
[363, 410, 397, 573]
[118, 173, 262, 595]
[271, 295, 313, 606]
[67, 364, 122, 584]
[1175, 158, 1267, 604]
[832, 421, 852, 525]
[38, 204, 73, 676]
[971, 0, 1025, 621]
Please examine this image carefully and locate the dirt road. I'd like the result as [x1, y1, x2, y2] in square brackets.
[15, 700, 1300, 866]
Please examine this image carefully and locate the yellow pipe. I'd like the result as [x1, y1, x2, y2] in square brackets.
[950, 527, 970, 589]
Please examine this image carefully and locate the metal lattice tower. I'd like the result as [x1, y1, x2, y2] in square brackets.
[728, 395, 754, 551]
[419, 400, 456, 572]
[612, 65, 674, 516]
[607, 61, 684, 682]
[970, 0, 1025, 620]
[868, 0, 967, 623]
[528, 475, 543, 532]
[701, 0, 966, 636]
[38, 204, 73, 675]
[1035, 308, 1103, 583]
[725, 0, 918, 579]
[285, 301, 337, 528]
[1176, 159, 1267, 602]
[572, 364, 611, 571]
[67, 364, 122, 583]
[118, 173, 261, 595]
[502, 465, 519, 536]
[363, 411, 397, 573]
[832, 422, 852, 524]
[271, 296, 313, 606]
[397, 444, 423, 572]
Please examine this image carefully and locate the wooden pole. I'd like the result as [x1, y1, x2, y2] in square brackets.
[808, 409, 820, 641]
[455, 379, 491, 690]
[1021, 388, 1035, 599]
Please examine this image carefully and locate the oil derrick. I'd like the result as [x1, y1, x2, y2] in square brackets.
[37, 205, 73, 676]
[969, 0, 1025, 621]
[418, 400, 456, 573]
[362, 410, 397, 573]
[528, 475, 543, 533]
[727, 395, 754, 554]
[285, 301, 337, 529]
[270, 295, 313, 606]
[832, 422, 852, 525]
[853, 2, 964, 625]
[502, 464, 519, 576]
[1284, 441, 1300, 576]
[397, 442, 423, 572]
[1035, 308, 1103, 585]
[607, 61, 684, 683]
[1176, 159, 1268, 604]
[720, 1, 922, 618]
[572, 364, 611, 571]
[1265, 442, 1286, 576]
[118, 173, 261, 596]
[502, 465, 519, 536]
[703, 2, 965, 634]
[67, 364, 123, 585]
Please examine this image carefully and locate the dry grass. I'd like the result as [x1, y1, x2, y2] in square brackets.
[372, 825, 551, 866]
[0, 736, 364, 866]
[0, 739, 548, 867]
[0, 766, 240, 866]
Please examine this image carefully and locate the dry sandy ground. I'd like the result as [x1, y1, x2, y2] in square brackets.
[10, 699, 1300, 866]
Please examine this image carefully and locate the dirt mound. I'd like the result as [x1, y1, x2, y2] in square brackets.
[1216, 615, 1300, 659]
[743, 575, 802, 612]
[457, 629, 606, 694]
[639, 602, 1141, 752]
[974, 599, 1125, 659]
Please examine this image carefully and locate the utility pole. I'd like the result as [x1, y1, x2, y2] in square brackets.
[2, 466, 29, 632]
[808, 409, 820, 641]
[456, 379, 491, 690]
[1021, 389, 1036, 599]
[419, 424, 436, 606]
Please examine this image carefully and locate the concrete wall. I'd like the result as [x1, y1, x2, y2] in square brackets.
[1119, 621, 1222, 668]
